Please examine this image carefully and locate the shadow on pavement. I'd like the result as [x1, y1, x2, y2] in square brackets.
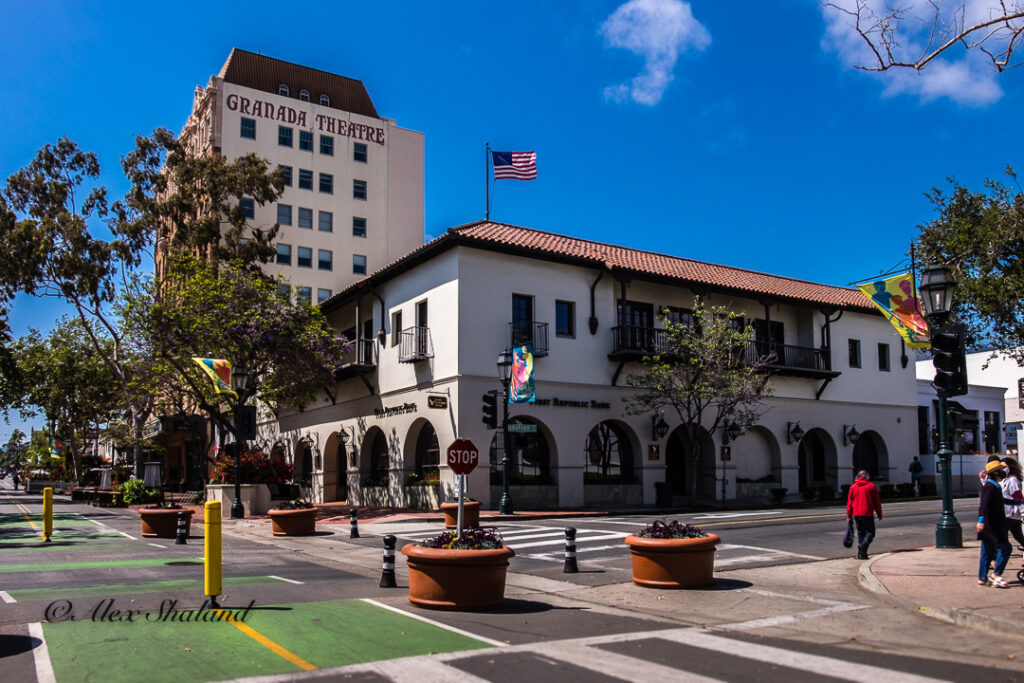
[0, 634, 41, 658]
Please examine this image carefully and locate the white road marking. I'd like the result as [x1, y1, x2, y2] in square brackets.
[360, 599, 508, 648]
[268, 575, 304, 585]
[0, 591, 15, 603]
[85, 518, 108, 527]
[508, 532, 629, 550]
[28, 622, 56, 683]
[116, 530, 137, 540]
[718, 543, 824, 561]
[147, 543, 165, 549]
[693, 511, 785, 519]
[525, 543, 627, 561]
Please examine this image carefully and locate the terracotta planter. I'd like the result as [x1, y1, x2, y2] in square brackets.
[139, 508, 194, 539]
[440, 501, 480, 529]
[624, 533, 720, 588]
[268, 507, 317, 536]
[401, 543, 515, 610]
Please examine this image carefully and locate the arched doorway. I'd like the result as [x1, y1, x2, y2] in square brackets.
[665, 424, 714, 500]
[323, 432, 345, 502]
[297, 440, 314, 489]
[413, 422, 440, 483]
[360, 427, 390, 487]
[489, 417, 553, 484]
[852, 430, 889, 480]
[585, 420, 635, 482]
[797, 428, 838, 492]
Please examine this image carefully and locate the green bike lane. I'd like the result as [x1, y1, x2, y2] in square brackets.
[0, 495, 499, 682]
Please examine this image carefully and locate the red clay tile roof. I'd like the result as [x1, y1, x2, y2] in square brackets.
[324, 220, 875, 313]
[218, 48, 379, 119]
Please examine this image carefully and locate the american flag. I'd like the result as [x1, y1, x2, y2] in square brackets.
[492, 150, 537, 180]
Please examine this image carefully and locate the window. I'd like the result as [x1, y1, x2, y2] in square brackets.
[318, 210, 333, 232]
[354, 142, 367, 162]
[278, 84, 290, 97]
[240, 117, 256, 139]
[985, 411, 1002, 453]
[319, 94, 330, 106]
[917, 406, 930, 455]
[662, 306, 699, 332]
[392, 311, 402, 346]
[239, 197, 255, 219]
[753, 319, 784, 362]
[278, 126, 293, 147]
[297, 246, 312, 268]
[352, 216, 366, 237]
[320, 135, 334, 155]
[277, 283, 291, 301]
[297, 286, 311, 303]
[319, 173, 333, 194]
[878, 343, 890, 371]
[353, 179, 367, 199]
[316, 288, 331, 303]
[556, 300, 575, 337]
[298, 169, 313, 190]
[277, 204, 292, 226]
[318, 249, 332, 271]
[299, 131, 313, 151]
[298, 89, 310, 102]
[353, 254, 367, 275]
[279, 165, 292, 187]
[298, 207, 313, 229]
[849, 339, 861, 368]
[276, 244, 291, 266]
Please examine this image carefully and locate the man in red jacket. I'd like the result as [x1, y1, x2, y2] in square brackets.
[847, 470, 883, 559]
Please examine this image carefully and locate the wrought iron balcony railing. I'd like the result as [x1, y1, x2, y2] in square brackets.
[399, 326, 433, 363]
[509, 321, 549, 357]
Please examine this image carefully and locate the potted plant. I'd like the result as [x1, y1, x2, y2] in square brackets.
[401, 527, 514, 610]
[440, 497, 480, 529]
[139, 501, 194, 539]
[268, 499, 317, 536]
[624, 519, 720, 588]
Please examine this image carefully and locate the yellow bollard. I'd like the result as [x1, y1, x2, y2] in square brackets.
[204, 501, 222, 606]
[42, 487, 53, 542]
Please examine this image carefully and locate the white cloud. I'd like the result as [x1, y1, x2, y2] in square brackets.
[600, 0, 711, 106]
[820, 0, 1004, 106]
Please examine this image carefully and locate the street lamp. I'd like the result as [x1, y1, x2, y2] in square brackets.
[230, 365, 250, 520]
[918, 265, 963, 548]
[496, 348, 514, 516]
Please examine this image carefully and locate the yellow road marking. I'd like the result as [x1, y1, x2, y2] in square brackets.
[697, 512, 846, 528]
[214, 610, 317, 671]
[4, 494, 44, 539]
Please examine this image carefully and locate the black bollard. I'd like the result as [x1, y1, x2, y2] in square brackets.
[379, 535, 397, 588]
[175, 510, 188, 545]
[349, 508, 360, 539]
[563, 527, 578, 573]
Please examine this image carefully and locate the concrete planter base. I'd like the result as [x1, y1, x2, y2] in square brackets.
[204, 484, 271, 517]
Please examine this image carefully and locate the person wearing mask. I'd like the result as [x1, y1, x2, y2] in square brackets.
[977, 459, 1012, 587]
[846, 470, 883, 560]
[1000, 456, 1023, 554]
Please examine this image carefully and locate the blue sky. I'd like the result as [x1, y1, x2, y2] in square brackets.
[2, 0, 1021, 436]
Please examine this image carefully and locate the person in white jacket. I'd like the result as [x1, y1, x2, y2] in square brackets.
[1001, 456, 1024, 555]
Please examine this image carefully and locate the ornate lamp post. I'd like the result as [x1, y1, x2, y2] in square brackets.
[918, 265, 963, 548]
[496, 349, 514, 515]
[230, 365, 250, 520]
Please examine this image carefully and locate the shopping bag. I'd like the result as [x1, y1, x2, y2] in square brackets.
[842, 520, 854, 548]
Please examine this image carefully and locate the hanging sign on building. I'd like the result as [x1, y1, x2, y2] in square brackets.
[510, 344, 535, 404]
[428, 395, 448, 410]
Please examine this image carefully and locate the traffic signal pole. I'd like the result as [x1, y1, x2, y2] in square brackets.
[934, 389, 963, 548]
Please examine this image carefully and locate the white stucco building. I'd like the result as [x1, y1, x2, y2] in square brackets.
[263, 221, 921, 509]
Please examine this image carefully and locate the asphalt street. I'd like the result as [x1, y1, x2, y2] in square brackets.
[1, 487, 1019, 683]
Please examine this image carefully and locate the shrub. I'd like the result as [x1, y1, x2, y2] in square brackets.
[420, 527, 504, 550]
[800, 487, 816, 502]
[276, 499, 314, 510]
[211, 450, 292, 485]
[769, 487, 787, 504]
[636, 519, 708, 539]
[817, 485, 835, 501]
[879, 484, 897, 499]
[121, 478, 159, 506]
[896, 483, 916, 498]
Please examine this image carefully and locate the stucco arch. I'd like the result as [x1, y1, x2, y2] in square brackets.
[734, 425, 781, 482]
[488, 415, 558, 482]
[665, 423, 715, 499]
[797, 427, 839, 493]
[322, 432, 344, 502]
[852, 429, 889, 481]
[402, 417, 440, 482]
[584, 419, 640, 482]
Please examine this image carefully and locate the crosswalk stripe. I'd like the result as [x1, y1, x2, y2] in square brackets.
[508, 532, 628, 550]
[530, 640, 722, 682]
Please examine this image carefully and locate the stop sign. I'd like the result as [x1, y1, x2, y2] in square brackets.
[447, 438, 479, 475]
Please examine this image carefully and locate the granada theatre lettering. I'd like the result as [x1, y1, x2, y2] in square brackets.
[225, 94, 386, 144]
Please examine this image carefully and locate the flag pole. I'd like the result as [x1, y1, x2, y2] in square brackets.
[485, 142, 490, 221]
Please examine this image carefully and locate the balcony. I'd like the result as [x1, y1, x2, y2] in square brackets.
[335, 338, 376, 381]
[399, 326, 433, 363]
[608, 325, 671, 361]
[509, 321, 549, 357]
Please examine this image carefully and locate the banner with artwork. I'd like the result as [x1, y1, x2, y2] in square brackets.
[856, 272, 930, 349]
[509, 344, 535, 404]
[191, 357, 239, 400]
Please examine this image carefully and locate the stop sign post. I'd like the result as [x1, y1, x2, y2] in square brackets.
[447, 439, 479, 534]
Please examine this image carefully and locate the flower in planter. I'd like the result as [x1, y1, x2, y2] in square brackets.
[420, 527, 504, 550]
[143, 501, 184, 510]
[276, 499, 314, 510]
[636, 519, 708, 539]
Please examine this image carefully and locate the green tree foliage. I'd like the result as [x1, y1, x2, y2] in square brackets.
[144, 254, 350, 441]
[626, 300, 772, 504]
[1, 430, 29, 469]
[915, 168, 1024, 365]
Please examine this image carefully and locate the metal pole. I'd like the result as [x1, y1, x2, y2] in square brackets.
[349, 508, 360, 538]
[230, 440, 244, 519]
[499, 374, 514, 515]
[485, 142, 490, 221]
[935, 391, 963, 548]
[563, 527, 578, 573]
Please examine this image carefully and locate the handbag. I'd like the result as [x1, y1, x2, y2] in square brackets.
[842, 520, 854, 548]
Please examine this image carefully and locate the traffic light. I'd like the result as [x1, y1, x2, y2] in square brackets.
[482, 392, 498, 429]
[931, 324, 968, 397]
[234, 405, 258, 440]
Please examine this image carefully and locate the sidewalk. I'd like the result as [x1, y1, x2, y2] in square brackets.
[860, 541, 1024, 637]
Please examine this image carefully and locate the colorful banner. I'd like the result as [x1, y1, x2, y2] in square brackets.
[857, 273, 930, 349]
[48, 437, 63, 456]
[191, 358, 239, 400]
[509, 344, 536, 404]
